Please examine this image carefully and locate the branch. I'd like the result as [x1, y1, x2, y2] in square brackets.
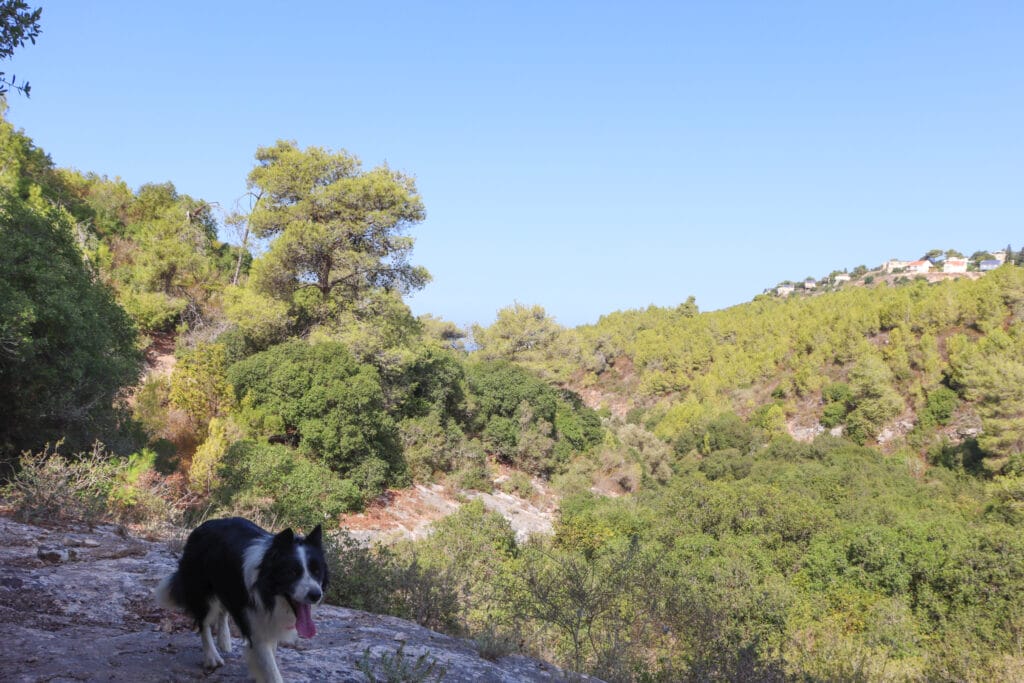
[0, 72, 29, 97]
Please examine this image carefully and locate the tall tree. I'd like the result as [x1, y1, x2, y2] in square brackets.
[472, 303, 562, 361]
[245, 140, 429, 323]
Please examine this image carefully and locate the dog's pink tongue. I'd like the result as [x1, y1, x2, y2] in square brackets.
[295, 602, 316, 638]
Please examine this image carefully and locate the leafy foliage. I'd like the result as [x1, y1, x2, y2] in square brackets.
[169, 342, 233, 434]
[466, 360, 602, 475]
[227, 340, 400, 480]
[246, 140, 429, 326]
[356, 642, 448, 683]
[0, 193, 140, 463]
[346, 435, 1024, 681]
[214, 440, 362, 528]
[3, 442, 122, 524]
[0, 1, 41, 97]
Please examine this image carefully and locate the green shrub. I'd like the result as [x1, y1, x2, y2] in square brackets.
[482, 416, 518, 459]
[450, 443, 492, 491]
[700, 448, 753, 481]
[4, 442, 121, 525]
[121, 290, 187, 332]
[466, 360, 559, 428]
[500, 471, 535, 498]
[324, 531, 463, 636]
[227, 340, 400, 480]
[821, 382, 853, 428]
[389, 346, 467, 420]
[222, 285, 292, 351]
[466, 361, 603, 475]
[189, 417, 243, 492]
[924, 386, 959, 425]
[350, 457, 393, 498]
[169, 342, 233, 434]
[106, 448, 176, 525]
[398, 413, 465, 481]
[215, 440, 362, 528]
[0, 194, 141, 462]
[821, 400, 848, 428]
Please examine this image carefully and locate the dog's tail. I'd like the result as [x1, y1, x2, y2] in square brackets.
[154, 571, 184, 610]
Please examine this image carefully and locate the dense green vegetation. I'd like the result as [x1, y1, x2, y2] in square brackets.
[327, 438, 1023, 681]
[0, 110, 602, 513]
[3, 99, 1024, 681]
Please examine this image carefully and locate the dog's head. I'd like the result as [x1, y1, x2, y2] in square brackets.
[256, 524, 329, 638]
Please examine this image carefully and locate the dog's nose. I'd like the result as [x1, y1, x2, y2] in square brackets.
[307, 588, 322, 603]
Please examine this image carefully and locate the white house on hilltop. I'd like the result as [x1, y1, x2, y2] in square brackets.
[906, 260, 931, 274]
[943, 259, 967, 273]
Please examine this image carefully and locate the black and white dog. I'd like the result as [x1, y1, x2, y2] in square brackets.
[156, 517, 328, 683]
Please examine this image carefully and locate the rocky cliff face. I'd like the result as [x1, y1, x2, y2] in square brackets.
[0, 516, 591, 682]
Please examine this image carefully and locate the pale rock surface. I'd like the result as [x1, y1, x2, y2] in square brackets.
[0, 516, 594, 682]
[342, 483, 555, 545]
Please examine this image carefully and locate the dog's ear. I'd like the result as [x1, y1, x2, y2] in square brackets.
[306, 524, 323, 547]
[271, 528, 295, 547]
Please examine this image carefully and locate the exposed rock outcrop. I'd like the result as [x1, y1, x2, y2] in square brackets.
[0, 516, 590, 682]
[341, 483, 556, 544]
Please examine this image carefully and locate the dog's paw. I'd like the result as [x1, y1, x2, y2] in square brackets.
[203, 652, 225, 671]
[217, 632, 233, 654]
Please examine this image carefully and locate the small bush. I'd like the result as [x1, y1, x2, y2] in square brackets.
[821, 401, 848, 428]
[482, 416, 518, 459]
[107, 449, 159, 509]
[324, 533, 399, 613]
[356, 642, 448, 683]
[452, 462, 493, 492]
[122, 290, 187, 333]
[399, 413, 464, 481]
[700, 448, 752, 481]
[215, 441, 362, 528]
[227, 340, 399, 479]
[4, 442, 122, 525]
[324, 532, 462, 634]
[132, 375, 172, 439]
[189, 417, 243, 493]
[924, 386, 959, 425]
[474, 628, 517, 661]
[500, 471, 535, 498]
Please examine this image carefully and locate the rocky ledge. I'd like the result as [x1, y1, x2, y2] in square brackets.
[0, 516, 592, 682]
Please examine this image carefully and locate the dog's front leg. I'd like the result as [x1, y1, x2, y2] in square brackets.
[246, 641, 283, 683]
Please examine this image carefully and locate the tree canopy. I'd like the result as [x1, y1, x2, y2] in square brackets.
[246, 141, 429, 324]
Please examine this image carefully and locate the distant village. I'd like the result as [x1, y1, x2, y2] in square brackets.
[773, 249, 1011, 298]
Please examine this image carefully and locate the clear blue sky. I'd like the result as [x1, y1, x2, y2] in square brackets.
[7, 1, 1023, 328]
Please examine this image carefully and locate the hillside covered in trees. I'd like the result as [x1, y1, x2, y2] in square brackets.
[3, 105, 1024, 682]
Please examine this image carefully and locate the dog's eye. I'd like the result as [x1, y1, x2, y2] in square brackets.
[308, 560, 320, 575]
